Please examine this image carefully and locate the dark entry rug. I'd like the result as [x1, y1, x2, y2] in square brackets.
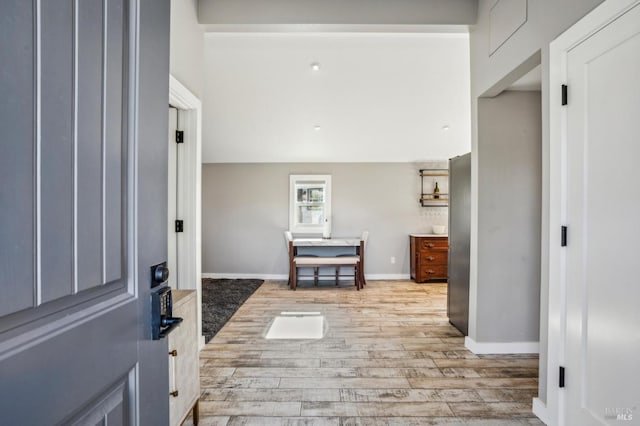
[201, 278, 264, 344]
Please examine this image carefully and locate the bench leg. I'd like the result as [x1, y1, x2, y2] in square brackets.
[291, 265, 297, 290]
[335, 266, 340, 286]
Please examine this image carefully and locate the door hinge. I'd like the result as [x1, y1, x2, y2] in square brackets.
[175, 220, 184, 233]
[559, 366, 565, 388]
[175, 130, 184, 144]
[561, 226, 568, 247]
[561, 85, 568, 105]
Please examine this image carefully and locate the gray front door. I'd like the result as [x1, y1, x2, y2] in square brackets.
[0, 0, 171, 424]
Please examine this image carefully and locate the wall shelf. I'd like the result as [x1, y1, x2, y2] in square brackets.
[419, 169, 449, 207]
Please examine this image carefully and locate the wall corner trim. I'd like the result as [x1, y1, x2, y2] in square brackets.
[532, 397, 549, 425]
[464, 336, 539, 354]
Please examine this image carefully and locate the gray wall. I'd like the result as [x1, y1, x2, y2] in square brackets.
[199, 0, 477, 26]
[170, 0, 204, 98]
[477, 91, 541, 342]
[469, 0, 604, 403]
[202, 162, 448, 277]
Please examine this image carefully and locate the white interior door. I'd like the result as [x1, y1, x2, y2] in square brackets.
[565, 3, 640, 424]
[169, 76, 204, 348]
[168, 107, 178, 289]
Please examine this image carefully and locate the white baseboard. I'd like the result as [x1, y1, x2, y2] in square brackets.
[202, 273, 288, 280]
[199, 335, 206, 350]
[202, 273, 332, 281]
[464, 336, 539, 354]
[532, 397, 549, 425]
[366, 274, 411, 280]
[201, 273, 411, 281]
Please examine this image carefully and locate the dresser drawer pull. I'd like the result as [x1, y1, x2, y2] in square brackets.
[425, 256, 435, 261]
[426, 243, 435, 248]
[427, 270, 435, 274]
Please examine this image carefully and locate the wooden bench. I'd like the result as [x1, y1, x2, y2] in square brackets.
[284, 231, 363, 290]
[291, 254, 361, 290]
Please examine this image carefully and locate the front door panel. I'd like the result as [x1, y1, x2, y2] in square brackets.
[0, 0, 171, 423]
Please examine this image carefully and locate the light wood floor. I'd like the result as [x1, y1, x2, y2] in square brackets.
[192, 280, 543, 425]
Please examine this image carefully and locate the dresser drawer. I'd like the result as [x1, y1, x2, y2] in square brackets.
[410, 235, 449, 283]
[417, 264, 448, 281]
[419, 238, 448, 251]
[418, 250, 448, 265]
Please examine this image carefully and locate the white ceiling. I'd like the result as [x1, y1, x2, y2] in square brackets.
[202, 33, 471, 163]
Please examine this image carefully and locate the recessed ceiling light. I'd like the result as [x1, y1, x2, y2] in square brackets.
[311, 62, 321, 71]
[314, 125, 321, 131]
[442, 125, 450, 131]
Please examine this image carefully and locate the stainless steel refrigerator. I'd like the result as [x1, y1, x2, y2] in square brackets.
[448, 153, 471, 335]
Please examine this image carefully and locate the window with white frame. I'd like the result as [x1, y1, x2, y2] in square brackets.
[289, 175, 332, 234]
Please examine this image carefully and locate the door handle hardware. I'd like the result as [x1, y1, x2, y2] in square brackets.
[150, 262, 169, 288]
[170, 390, 179, 397]
[169, 350, 177, 357]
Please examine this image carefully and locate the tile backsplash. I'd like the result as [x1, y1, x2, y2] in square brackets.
[420, 207, 449, 233]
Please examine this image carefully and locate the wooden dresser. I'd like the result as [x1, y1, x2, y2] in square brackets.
[168, 290, 200, 426]
[410, 234, 449, 283]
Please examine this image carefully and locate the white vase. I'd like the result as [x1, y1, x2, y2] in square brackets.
[322, 220, 331, 239]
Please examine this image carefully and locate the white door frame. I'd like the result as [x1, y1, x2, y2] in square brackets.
[547, 0, 640, 424]
[169, 75, 204, 349]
